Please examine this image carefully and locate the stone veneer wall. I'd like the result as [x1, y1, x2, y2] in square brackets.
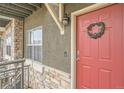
[28, 66, 71, 89]
[13, 19, 23, 59]
[0, 32, 3, 37]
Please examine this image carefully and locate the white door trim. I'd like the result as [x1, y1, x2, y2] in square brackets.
[70, 3, 114, 89]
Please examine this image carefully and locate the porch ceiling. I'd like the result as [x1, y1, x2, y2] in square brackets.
[0, 3, 42, 27]
[0, 18, 10, 27]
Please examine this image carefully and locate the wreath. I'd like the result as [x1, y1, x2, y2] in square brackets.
[87, 22, 105, 39]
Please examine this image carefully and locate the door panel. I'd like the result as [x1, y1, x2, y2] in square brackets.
[76, 4, 124, 88]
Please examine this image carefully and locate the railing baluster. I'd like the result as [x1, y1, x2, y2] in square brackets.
[21, 61, 24, 89]
[1, 79, 3, 89]
[28, 66, 29, 88]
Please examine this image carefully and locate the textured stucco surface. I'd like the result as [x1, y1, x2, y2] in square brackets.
[24, 3, 93, 73]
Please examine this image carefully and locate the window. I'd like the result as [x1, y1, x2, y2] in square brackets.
[26, 27, 42, 62]
[6, 34, 12, 56]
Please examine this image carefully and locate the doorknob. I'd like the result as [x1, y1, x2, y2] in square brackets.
[76, 50, 80, 61]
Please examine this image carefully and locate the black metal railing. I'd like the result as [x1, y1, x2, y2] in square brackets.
[0, 59, 30, 89]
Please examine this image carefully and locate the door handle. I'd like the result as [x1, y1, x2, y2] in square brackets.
[76, 50, 80, 61]
[76, 57, 80, 61]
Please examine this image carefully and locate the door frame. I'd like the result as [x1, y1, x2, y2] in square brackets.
[70, 3, 114, 89]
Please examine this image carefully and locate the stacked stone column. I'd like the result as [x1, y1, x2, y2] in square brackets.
[13, 19, 23, 59]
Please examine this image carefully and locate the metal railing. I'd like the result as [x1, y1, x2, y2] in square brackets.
[0, 59, 30, 89]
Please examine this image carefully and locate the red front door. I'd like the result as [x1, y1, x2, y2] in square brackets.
[76, 4, 124, 88]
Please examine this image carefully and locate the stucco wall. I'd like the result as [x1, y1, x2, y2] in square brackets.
[24, 3, 93, 73]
